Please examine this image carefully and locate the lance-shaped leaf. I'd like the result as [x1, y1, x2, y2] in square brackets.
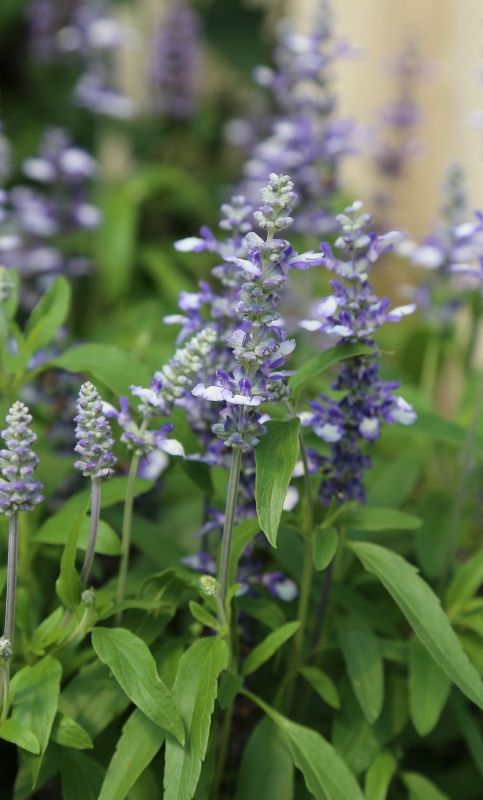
[255, 419, 300, 547]
[164, 637, 228, 800]
[409, 638, 451, 735]
[339, 618, 384, 724]
[235, 717, 294, 800]
[91, 628, 184, 743]
[289, 343, 373, 393]
[349, 542, 483, 710]
[242, 621, 300, 677]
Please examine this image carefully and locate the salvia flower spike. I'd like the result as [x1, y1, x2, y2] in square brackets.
[74, 381, 116, 480]
[0, 401, 42, 720]
[74, 382, 116, 586]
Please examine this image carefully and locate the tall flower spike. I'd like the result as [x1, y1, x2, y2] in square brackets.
[74, 382, 116, 480]
[0, 402, 43, 515]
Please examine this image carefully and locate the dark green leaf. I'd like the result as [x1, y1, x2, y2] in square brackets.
[228, 519, 260, 586]
[218, 672, 243, 711]
[409, 638, 450, 735]
[242, 621, 300, 676]
[164, 637, 228, 800]
[402, 772, 449, 800]
[61, 751, 104, 800]
[255, 419, 300, 547]
[247, 693, 364, 800]
[98, 710, 165, 800]
[238, 597, 286, 630]
[289, 344, 373, 393]
[341, 506, 421, 532]
[95, 183, 139, 303]
[235, 718, 294, 800]
[313, 526, 338, 570]
[25, 276, 71, 354]
[55, 508, 86, 609]
[60, 661, 129, 739]
[91, 628, 184, 743]
[364, 752, 397, 800]
[46, 343, 151, 397]
[446, 548, 483, 617]
[339, 618, 384, 724]
[299, 666, 340, 709]
[451, 695, 483, 778]
[350, 542, 483, 710]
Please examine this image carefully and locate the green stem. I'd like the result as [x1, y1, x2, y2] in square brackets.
[4, 513, 19, 645]
[80, 478, 101, 586]
[212, 703, 234, 800]
[443, 368, 483, 583]
[218, 446, 242, 605]
[420, 328, 441, 403]
[116, 452, 141, 624]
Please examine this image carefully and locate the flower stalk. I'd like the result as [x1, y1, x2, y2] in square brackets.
[218, 445, 242, 605]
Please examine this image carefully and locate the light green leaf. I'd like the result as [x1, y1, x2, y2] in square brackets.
[409, 638, 451, 735]
[36, 514, 121, 556]
[341, 506, 421, 532]
[339, 618, 384, 724]
[45, 343, 151, 397]
[289, 343, 373, 393]
[51, 713, 93, 750]
[235, 718, 294, 800]
[446, 548, 483, 617]
[242, 621, 300, 676]
[246, 692, 364, 800]
[164, 637, 228, 800]
[228, 519, 261, 586]
[313, 526, 338, 571]
[364, 752, 397, 800]
[402, 772, 449, 800]
[0, 719, 40, 754]
[299, 666, 340, 709]
[99, 709, 165, 800]
[255, 419, 300, 547]
[55, 508, 86, 609]
[24, 276, 71, 354]
[189, 602, 221, 631]
[349, 542, 483, 710]
[91, 628, 184, 743]
[10, 657, 62, 754]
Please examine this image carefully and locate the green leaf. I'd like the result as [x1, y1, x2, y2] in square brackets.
[51, 713, 93, 750]
[349, 542, 483, 710]
[188, 601, 221, 632]
[409, 638, 451, 735]
[0, 719, 40, 754]
[218, 672, 243, 711]
[289, 343, 373, 393]
[60, 661, 129, 739]
[164, 637, 228, 800]
[446, 548, 483, 617]
[402, 772, 449, 800]
[364, 752, 397, 800]
[235, 718, 294, 800]
[45, 343, 151, 397]
[255, 419, 300, 547]
[246, 693, 364, 800]
[95, 183, 139, 303]
[36, 514, 121, 556]
[99, 709, 165, 800]
[413, 409, 483, 459]
[10, 657, 62, 754]
[24, 276, 71, 354]
[451, 695, 483, 778]
[299, 666, 340, 709]
[313, 526, 338, 571]
[228, 518, 261, 586]
[367, 451, 422, 508]
[91, 628, 184, 743]
[61, 751, 105, 800]
[238, 596, 286, 630]
[339, 618, 384, 724]
[242, 621, 300, 676]
[340, 506, 421, 532]
[55, 508, 86, 609]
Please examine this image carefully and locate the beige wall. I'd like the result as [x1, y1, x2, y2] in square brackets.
[292, 0, 483, 237]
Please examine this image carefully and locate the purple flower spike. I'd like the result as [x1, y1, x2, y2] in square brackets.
[74, 382, 116, 480]
[0, 402, 43, 515]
